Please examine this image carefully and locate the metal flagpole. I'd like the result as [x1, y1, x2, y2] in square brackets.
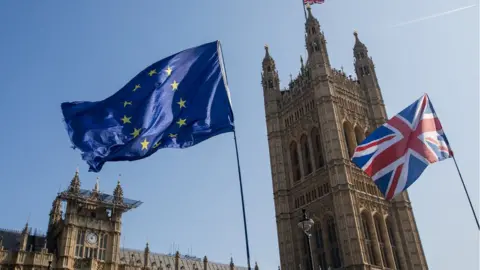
[452, 156, 480, 230]
[302, 0, 307, 20]
[234, 130, 252, 270]
[217, 41, 252, 270]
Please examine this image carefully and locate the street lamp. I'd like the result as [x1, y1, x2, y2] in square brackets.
[298, 209, 315, 270]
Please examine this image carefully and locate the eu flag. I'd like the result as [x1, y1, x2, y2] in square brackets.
[61, 41, 234, 172]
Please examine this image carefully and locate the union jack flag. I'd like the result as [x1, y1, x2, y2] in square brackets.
[351, 94, 453, 200]
[304, 0, 325, 5]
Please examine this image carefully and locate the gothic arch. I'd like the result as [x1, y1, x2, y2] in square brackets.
[360, 210, 376, 265]
[310, 127, 325, 169]
[386, 217, 402, 269]
[343, 120, 356, 157]
[373, 213, 389, 267]
[300, 134, 313, 175]
[314, 222, 328, 270]
[325, 215, 342, 268]
[290, 141, 301, 182]
[354, 124, 365, 145]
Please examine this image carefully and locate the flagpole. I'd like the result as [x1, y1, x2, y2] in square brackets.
[217, 41, 252, 270]
[452, 156, 480, 230]
[301, 0, 307, 20]
[233, 130, 252, 270]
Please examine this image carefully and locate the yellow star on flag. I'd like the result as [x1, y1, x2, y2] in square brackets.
[169, 133, 177, 138]
[121, 115, 132, 124]
[171, 80, 179, 91]
[123, 101, 132, 107]
[148, 69, 157, 76]
[177, 98, 186, 109]
[176, 118, 186, 127]
[140, 138, 149, 150]
[165, 66, 172, 76]
[133, 84, 141, 92]
[131, 128, 141, 138]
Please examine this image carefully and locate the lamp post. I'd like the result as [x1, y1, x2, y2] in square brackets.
[298, 209, 315, 270]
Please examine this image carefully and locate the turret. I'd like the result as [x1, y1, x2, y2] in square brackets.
[48, 197, 62, 227]
[68, 168, 81, 194]
[144, 242, 150, 269]
[229, 257, 234, 270]
[19, 222, 29, 251]
[305, 4, 331, 75]
[353, 31, 387, 125]
[261, 45, 281, 94]
[261, 44, 282, 124]
[113, 180, 124, 204]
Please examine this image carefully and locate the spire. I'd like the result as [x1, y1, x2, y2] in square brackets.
[229, 257, 234, 270]
[19, 222, 29, 251]
[144, 242, 150, 267]
[254, 262, 259, 270]
[306, 3, 313, 18]
[21, 222, 29, 235]
[353, 30, 367, 51]
[68, 168, 81, 193]
[262, 44, 275, 69]
[264, 44, 271, 59]
[113, 179, 124, 204]
[93, 177, 100, 193]
[49, 197, 62, 224]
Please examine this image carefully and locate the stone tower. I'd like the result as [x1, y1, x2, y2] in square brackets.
[46, 170, 141, 270]
[262, 5, 428, 270]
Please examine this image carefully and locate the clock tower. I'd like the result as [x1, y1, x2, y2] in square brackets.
[47, 170, 142, 270]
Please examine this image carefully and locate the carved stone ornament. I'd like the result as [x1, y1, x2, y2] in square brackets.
[74, 258, 90, 269]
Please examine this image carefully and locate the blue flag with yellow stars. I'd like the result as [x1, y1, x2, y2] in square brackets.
[61, 41, 234, 172]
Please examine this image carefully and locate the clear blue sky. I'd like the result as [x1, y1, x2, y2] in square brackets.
[0, 0, 478, 269]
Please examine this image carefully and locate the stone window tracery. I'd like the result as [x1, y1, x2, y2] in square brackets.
[343, 121, 356, 158]
[311, 127, 325, 169]
[290, 141, 301, 182]
[361, 212, 376, 265]
[387, 218, 402, 269]
[300, 135, 312, 175]
[326, 216, 342, 268]
[374, 216, 388, 267]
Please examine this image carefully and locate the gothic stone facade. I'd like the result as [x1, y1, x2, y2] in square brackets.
[262, 6, 428, 270]
[0, 171, 251, 270]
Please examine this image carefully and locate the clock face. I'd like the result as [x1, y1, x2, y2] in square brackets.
[86, 232, 98, 245]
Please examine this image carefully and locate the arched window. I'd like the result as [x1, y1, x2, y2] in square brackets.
[267, 66, 272, 72]
[387, 218, 402, 270]
[300, 135, 312, 175]
[374, 215, 388, 267]
[315, 224, 327, 270]
[343, 121, 356, 158]
[311, 127, 325, 169]
[326, 216, 342, 268]
[361, 212, 376, 265]
[354, 125, 365, 145]
[313, 42, 320, 52]
[290, 141, 301, 182]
